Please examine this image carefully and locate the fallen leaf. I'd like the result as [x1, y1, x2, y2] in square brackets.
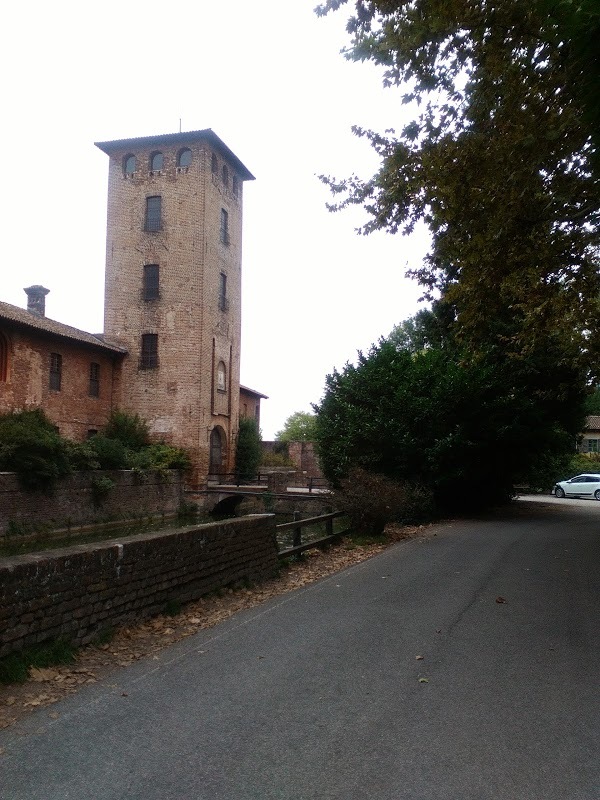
[496, 596, 507, 604]
[415, 655, 424, 661]
[48, 711, 60, 719]
[30, 668, 59, 682]
[418, 678, 429, 683]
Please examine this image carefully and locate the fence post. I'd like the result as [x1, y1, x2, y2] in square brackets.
[326, 516, 333, 537]
[292, 510, 302, 548]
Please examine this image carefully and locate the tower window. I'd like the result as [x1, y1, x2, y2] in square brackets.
[89, 363, 100, 397]
[232, 175, 239, 197]
[49, 353, 62, 391]
[150, 152, 164, 171]
[211, 153, 218, 174]
[217, 361, 227, 392]
[123, 154, 136, 176]
[222, 165, 229, 187]
[220, 208, 229, 245]
[145, 196, 162, 232]
[143, 264, 160, 300]
[140, 334, 158, 369]
[0, 332, 8, 382]
[219, 272, 228, 312]
[178, 148, 192, 168]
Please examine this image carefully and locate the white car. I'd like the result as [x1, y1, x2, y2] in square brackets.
[554, 474, 600, 500]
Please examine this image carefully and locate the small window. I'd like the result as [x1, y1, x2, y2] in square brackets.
[143, 264, 160, 300]
[89, 363, 100, 397]
[49, 353, 62, 391]
[587, 440, 599, 453]
[123, 154, 136, 175]
[217, 361, 227, 392]
[0, 332, 8, 382]
[222, 165, 229, 187]
[140, 334, 158, 369]
[150, 152, 164, 171]
[211, 153, 218, 174]
[178, 148, 192, 168]
[145, 196, 162, 232]
[219, 272, 228, 312]
[232, 175, 239, 197]
[87, 429, 98, 439]
[220, 208, 229, 245]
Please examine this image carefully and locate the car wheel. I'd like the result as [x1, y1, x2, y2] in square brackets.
[555, 487, 565, 498]
[594, 490, 600, 501]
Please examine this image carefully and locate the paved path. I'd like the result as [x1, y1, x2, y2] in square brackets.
[1, 498, 598, 799]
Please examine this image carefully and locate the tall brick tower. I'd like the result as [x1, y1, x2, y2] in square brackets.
[95, 130, 254, 484]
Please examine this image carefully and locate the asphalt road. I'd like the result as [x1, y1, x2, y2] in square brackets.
[1, 498, 598, 800]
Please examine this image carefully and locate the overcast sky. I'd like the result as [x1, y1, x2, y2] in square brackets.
[1, 0, 430, 439]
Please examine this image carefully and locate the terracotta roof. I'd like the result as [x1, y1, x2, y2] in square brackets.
[0, 301, 126, 355]
[240, 385, 269, 399]
[95, 129, 255, 182]
[585, 416, 600, 431]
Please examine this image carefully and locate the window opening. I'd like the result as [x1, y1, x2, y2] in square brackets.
[145, 196, 162, 231]
[220, 208, 229, 245]
[143, 264, 160, 300]
[178, 148, 192, 168]
[89, 362, 100, 397]
[49, 353, 62, 391]
[0, 332, 8, 382]
[217, 361, 227, 392]
[222, 165, 229, 187]
[232, 175, 239, 197]
[124, 154, 136, 175]
[140, 334, 159, 369]
[219, 273, 228, 312]
[150, 152, 164, 171]
[211, 153, 218, 174]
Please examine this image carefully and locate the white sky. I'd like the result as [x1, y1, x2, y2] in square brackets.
[1, 0, 430, 439]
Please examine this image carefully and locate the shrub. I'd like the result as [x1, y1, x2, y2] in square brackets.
[129, 443, 191, 474]
[103, 411, 150, 451]
[88, 435, 129, 469]
[90, 475, 116, 506]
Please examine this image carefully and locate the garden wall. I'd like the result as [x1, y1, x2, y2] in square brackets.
[0, 470, 184, 537]
[0, 514, 278, 658]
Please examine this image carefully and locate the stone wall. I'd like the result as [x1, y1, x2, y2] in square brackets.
[0, 514, 278, 657]
[0, 470, 183, 537]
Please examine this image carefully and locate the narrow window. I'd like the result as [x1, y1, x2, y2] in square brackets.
[222, 165, 229, 187]
[232, 175, 239, 197]
[211, 153, 218, 174]
[140, 334, 158, 369]
[0, 332, 8, 382]
[217, 361, 226, 392]
[87, 429, 98, 439]
[219, 273, 228, 312]
[220, 208, 229, 245]
[145, 196, 162, 232]
[123, 154, 136, 175]
[150, 152, 164, 171]
[89, 363, 100, 397]
[178, 148, 192, 168]
[49, 353, 62, 391]
[143, 264, 160, 300]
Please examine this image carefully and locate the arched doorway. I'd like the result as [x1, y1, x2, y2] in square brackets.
[209, 426, 227, 476]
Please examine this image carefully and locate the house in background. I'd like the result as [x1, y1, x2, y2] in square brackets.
[0, 130, 266, 485]
[580, 416, 600, 454]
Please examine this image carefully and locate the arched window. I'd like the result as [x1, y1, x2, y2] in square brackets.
[178, 148, 192, 168]
[0, 331, 9, 382]
[217, 361, 226, 392]
[222, 165, 229, 187]
[123, 154, 136, 175]
[150, 152, 163, 171]
[209, 427, 226, 474]
[232, 175, 239, 197]
[211, 153, 218, 174]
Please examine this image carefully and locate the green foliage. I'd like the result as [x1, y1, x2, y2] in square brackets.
[0, 639, 76, 685]
[235, 417, 262, 481]
[0, 409, 72, 491]
[318, 0, 600, 378]
[88, 435, 129, 469]
[90, 475, 116, 506]
[275, 411, 318, 443]
[315, 328, 586, 513]
[103, 410, 150, 451]
[563, 452, 600, 479]
[128, 443, 192, 474]
[260, 450, 294, 467]
[334, 468, 434, 535]
[583, 388, 600, 416]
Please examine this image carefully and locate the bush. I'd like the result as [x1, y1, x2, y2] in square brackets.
[103, 411, 150, 451]
[235, 418, 262, 481]
[128, 443, 191, 474]
[333, 468, 435, 536]
[88, 435, 129, 469]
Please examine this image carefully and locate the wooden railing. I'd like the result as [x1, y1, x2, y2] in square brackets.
[276, 511, 348, 558]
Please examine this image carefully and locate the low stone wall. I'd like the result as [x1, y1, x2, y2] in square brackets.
[0, 470, 184, 537]
[0, 515, 278, 658]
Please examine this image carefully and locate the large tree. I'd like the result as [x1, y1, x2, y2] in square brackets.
[317, 0, 600, 375]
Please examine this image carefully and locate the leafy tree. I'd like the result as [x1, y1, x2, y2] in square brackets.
[583, 388, 600, 416]
[317, 0, 600, 377]
[314, 330, 585, 511]
[235, 418, 262, 481]
[275, 411, 318, 442]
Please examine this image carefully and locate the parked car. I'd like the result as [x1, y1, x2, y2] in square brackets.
[554, 474, 600, 500]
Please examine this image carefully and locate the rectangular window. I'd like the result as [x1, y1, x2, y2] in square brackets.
[145, 196, 162, 232]
[220, 208, 229, 245]
[143, 264, 160, 300]
[49, 353, 62, 391]
[140, 333, 158, 369]
[219, 272, 229, 312]
[89, 362, 100, 397]
[587, 439, 599, 453]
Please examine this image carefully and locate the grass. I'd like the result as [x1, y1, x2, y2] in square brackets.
[0, 639, 76, 685]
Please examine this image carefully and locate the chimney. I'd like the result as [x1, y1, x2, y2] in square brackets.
[24, 285, 50, 317]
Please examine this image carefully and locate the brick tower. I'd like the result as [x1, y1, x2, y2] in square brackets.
[95, 130, 254, 484]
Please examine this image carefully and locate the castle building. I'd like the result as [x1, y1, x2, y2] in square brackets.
[0, 130, 263, 485]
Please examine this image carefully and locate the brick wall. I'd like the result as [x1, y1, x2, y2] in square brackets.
[0, 515, 278, 657]
[0, 470, 183, 537]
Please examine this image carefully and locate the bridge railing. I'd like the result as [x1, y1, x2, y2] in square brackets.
[276, 511, 349, 558]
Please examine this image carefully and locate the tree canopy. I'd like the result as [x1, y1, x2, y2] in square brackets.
[275, 411, 318, 443]
[317, 0, 600, 377]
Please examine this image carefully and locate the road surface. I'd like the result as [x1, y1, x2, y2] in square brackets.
[1, 497, 598, 799]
